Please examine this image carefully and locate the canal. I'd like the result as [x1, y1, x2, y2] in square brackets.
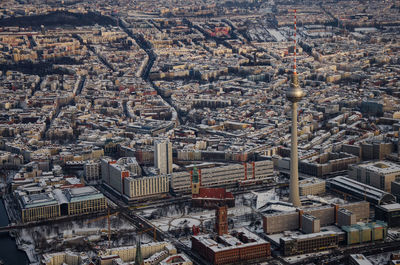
[0, 198, 29, 265]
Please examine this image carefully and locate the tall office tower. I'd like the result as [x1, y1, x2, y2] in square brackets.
[154, 139, 173, 175]
[286, 9, 304, 207]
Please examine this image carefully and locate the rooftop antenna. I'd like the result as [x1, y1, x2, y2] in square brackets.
[293, 8, 297, 76]
[286, 8, 304, 207]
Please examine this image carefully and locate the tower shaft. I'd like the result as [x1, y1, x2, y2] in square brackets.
[289, 102, 301, 207]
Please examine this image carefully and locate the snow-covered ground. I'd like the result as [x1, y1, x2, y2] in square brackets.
[367, 252, 392, 265]
[13, 215, 146, 263]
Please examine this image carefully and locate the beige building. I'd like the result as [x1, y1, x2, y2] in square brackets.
[19, 192, 60, 223]
[101, 157, 142, 194]
[171, 160, 274, 193]
[43, 251, 80, 265]
[154, 139, 173, 175]
[84, 160, 101, 181]
[63, 186, 107, 216]
[349, 161, 400, 192]
[107, 242, 176, 263]
[299, 177, 326, 196]
[123, 175, 169, 199]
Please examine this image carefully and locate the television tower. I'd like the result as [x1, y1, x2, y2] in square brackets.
[286, 9, 304, 207]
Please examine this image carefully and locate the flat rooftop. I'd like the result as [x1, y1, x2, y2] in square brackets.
[299, 177, 325, 187]
[376, 203, 400, 212]
[354, 161, 400, 174]
[20, 192, 58, 209]
[64, 186, 104, 203]
[192, 227, 268, 253]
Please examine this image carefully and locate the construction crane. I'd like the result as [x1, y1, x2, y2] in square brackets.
[138, 224, 157, 242]
[86, 208, 118, 248]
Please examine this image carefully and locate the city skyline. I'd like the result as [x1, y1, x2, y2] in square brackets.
[0, 0, 400, 264]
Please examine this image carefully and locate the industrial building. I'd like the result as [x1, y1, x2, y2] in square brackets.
[171, 160, 274, 193]
[349, 161, 400, 192]
[299, 177, 326, 196]
[375, 203, 400, 227]
[327, 176, 396, 205]
[191, 228, 271, 265]
[154, 139, 173, 175]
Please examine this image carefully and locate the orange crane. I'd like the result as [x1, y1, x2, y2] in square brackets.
[86, 208, 118, 248]
[138, 224, 157, 242]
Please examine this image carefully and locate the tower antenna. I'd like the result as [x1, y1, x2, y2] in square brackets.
[286, 8, 304, 207]
[293, 9, 297, 75]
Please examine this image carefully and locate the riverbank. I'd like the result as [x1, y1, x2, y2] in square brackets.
[0, 199, 29, 265]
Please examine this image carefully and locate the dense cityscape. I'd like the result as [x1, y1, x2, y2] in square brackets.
[0, 0, 400, 264]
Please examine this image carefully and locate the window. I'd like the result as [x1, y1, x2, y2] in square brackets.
[366, 171, 370, 185]
[357, 169, 362, 182]
[380, 176, 385, 190]
[395, 175, 400, 182]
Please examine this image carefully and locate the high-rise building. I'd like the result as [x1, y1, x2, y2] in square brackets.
[101, 157, 141, 194]
[154, 140, 173, 175]
[286, 9, 304, 207]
